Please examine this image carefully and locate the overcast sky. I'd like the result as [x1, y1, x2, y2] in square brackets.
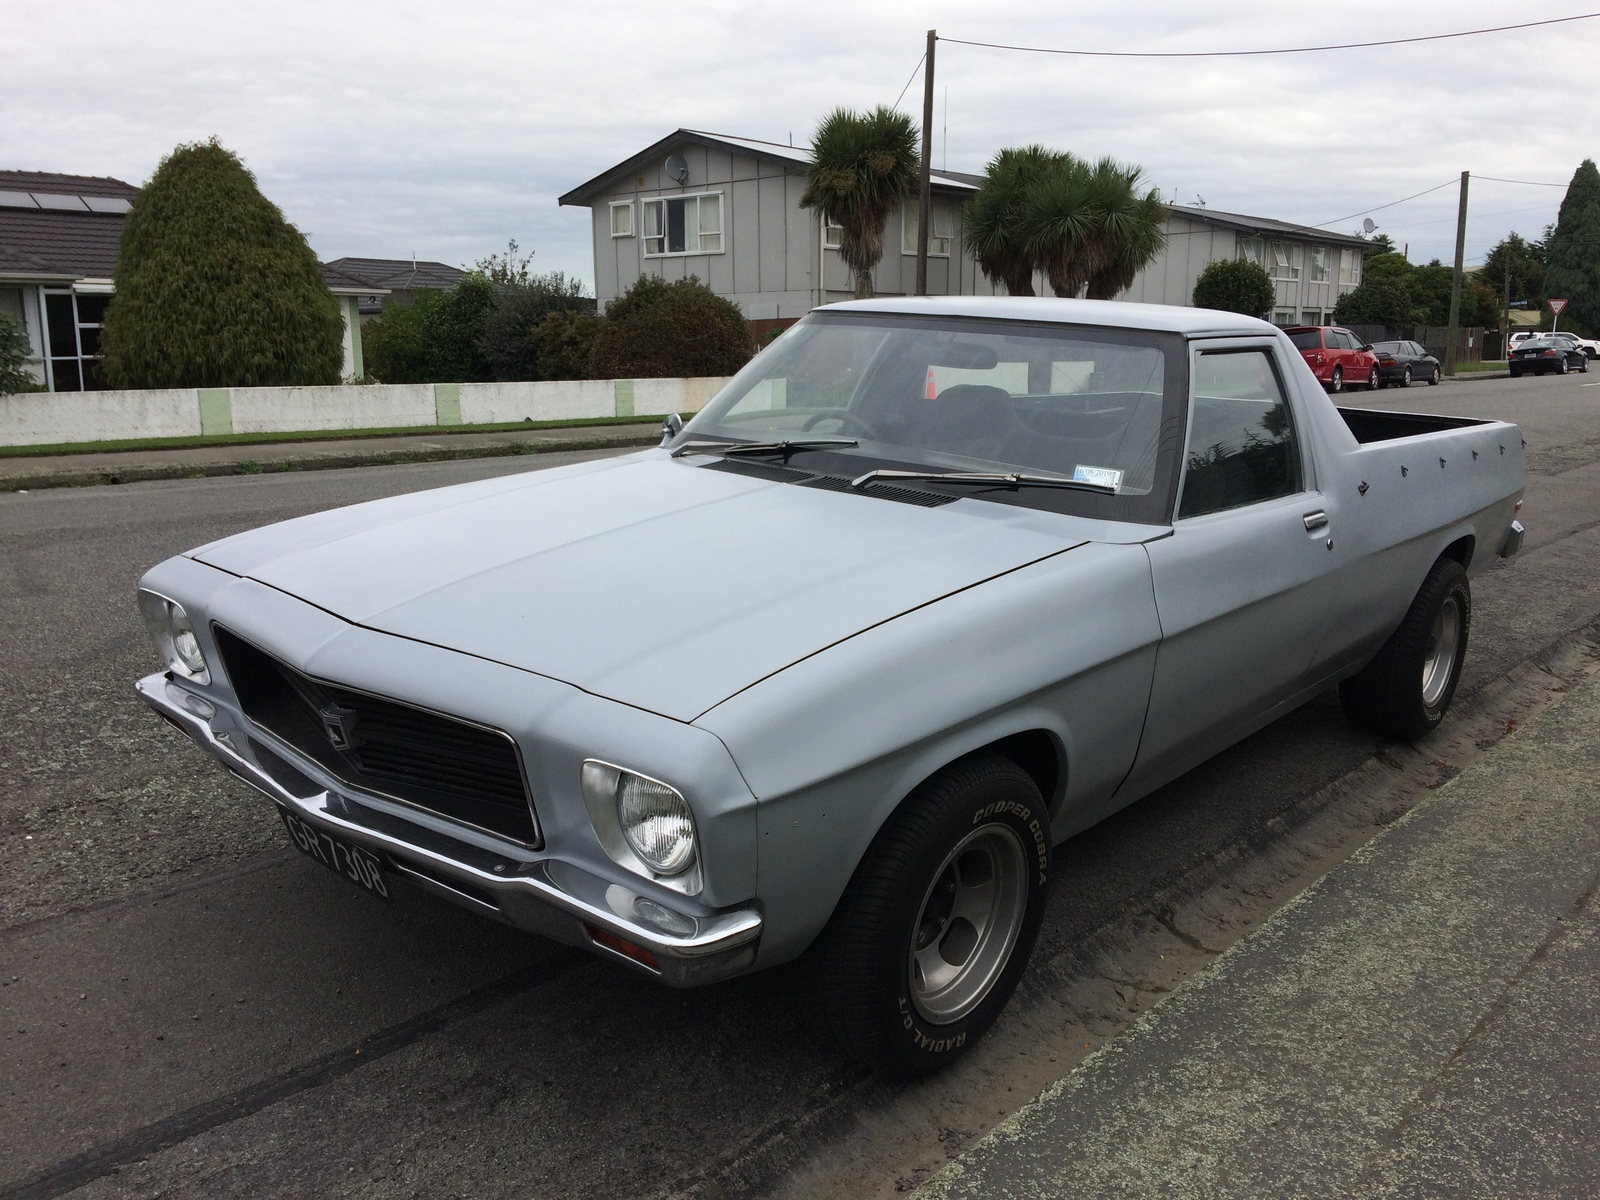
[4, 1, 1595, 289]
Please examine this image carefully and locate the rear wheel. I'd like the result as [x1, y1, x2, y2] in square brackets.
[1328, 366, 1343, 394]
[1557, 357, 1569, 375]
[1401, 365, 1412, 387]
[1340, 557, 1470, 741]
[816, 753, 1050, 1075]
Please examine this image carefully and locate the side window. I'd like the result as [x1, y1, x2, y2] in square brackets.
[1179, 349, 1301, 519]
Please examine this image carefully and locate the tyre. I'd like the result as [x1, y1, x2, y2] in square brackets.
[1556, 357, 1568, 376]
[1429, 364, 1441, 385]
[1509, 367, 1522, 378]
[816, 753, 1050, 1075]
[1368, 362, 1383, 391]
[1339, 557, 1470, 741]
[1401, 365, 1412, 388]
[1328, 366, 1343, 394]
[1581, 357, 1589, 374]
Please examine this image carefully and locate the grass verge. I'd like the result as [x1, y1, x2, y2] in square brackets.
[0, 414, 667, 458]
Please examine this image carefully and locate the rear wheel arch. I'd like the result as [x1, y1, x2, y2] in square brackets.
[1441, 534, 1476, 572]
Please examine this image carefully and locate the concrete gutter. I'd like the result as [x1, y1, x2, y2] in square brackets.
[918, 666, 1600, 1197]
[0, 422, 663, 491]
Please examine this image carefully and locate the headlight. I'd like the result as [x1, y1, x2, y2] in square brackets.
[581, 761, 697, 877]
[138, 590, 210, 683]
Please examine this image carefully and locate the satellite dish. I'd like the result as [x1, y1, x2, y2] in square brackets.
[665, 154, 689, 185]
[1362, 218, 1377, 234]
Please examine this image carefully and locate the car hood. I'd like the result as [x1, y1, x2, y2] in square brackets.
[192, 453, 1085, 721]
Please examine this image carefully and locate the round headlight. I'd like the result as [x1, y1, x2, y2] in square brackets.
[169, 606, 208, 675]
[138, 589, 210, 684]
[617, 771, 696, 875]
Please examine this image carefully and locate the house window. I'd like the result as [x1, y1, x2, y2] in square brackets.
[1268, 242, 1299, 280]
[823, 219, 843, 249]
[609, 201, 635, 238]
[43, 290, 109, 391]
[1237, 237, 1264, 264]
[1309, 247, 1330, 282]
[642, 193, 722, 256]
[1272, 310, 1296, 326]
[902, 206, 952, 256]
[1339, 248, 1361, 286]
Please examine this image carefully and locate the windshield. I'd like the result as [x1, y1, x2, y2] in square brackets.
[1287, 331, 1322, 351]
[677, 312, 1185, 522]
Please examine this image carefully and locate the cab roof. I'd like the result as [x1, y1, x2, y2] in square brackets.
[820, 296, 1278, 339]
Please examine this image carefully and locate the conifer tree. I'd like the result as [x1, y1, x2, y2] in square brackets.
[1543, 159, 1600, 334]
[100, 139, 344, 388]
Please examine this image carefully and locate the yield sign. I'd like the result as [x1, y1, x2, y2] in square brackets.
[1550, 298, 1569, 315]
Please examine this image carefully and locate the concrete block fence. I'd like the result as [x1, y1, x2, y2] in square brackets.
[0, 376, 733, 448]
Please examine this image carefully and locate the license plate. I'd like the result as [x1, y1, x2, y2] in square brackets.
[279, 807, 391, 900]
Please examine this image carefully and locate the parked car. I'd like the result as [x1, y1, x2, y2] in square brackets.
[1509, 336, 1589, 377]
[136, 298, 1526, 1074]
[1370, 340, 1442, 387]
[1284, 325, 1381, 393]
[1545, 331, 1600, 360]
[1507, 330, 1541, 357]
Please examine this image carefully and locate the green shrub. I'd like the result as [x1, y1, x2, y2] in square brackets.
[588, 275, 753, 379]
[1191, 258, 1275, 317]
[419, 273, 496, 382]
[362, 293, 433, 383]
[1, 312, 41, 394]
[481, 272, 593, 381]
[99, 139, 344, 388]
[532, 309, 601, 380]
[1333, 278, 1414, 329]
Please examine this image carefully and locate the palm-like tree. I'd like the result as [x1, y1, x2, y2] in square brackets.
[800, 106, 920, 299]
[964, 146, 1063, 296]
[1021, 152, 1095, 298]
[1082, 160, 1168, 300]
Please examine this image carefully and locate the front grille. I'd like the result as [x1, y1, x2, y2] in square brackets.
[214, 626, 539, 846]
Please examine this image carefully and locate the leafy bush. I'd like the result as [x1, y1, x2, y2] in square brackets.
[1191, 258, 1275, 317]
[1, 312, 41, 394]
[481, 272, 593, 381]
[361, 293, 434, 383]
[1543, 159, 1600, 334]
[99, 139, 344, 388]
[589, 276, 753, 379]
[419, 273, 496, 383]
[532, 309, 601, 380]
[1333, 278, 1414, 329]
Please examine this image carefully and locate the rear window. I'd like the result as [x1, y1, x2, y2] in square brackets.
[1371, 342, 1398, 353]
[1288, 331, 1322, 351]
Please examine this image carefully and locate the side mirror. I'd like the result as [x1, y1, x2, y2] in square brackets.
[660, 412, 684, 446]
[1361, 344, 1374, 352]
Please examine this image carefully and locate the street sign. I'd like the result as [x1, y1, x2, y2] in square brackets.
[1550, 298, 1569, 314]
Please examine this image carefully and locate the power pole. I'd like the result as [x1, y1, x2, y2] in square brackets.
[1502, 260, 1511, 361]
[1444, 170, 1469, 377]
[915, 29, 936, 297]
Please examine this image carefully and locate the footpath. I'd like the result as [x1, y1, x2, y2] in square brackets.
[0, 421, 663, 491]
[919, 666, 1600, 1198]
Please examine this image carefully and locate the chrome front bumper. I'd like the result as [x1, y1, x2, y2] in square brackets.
[135, 672, 762, 986]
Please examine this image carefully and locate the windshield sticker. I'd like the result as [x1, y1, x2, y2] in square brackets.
[1073, 465, 1124, 490]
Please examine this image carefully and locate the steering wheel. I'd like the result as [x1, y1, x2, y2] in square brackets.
[799, 408, 884, 441]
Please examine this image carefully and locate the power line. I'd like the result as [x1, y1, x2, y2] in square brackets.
[1313, 180, 1458, 229]
[939, 13, 1600, 59]
[892, 52, 926, 111]
[1477, 175, 1569, 187]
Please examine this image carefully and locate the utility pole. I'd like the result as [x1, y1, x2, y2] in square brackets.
[1503, 260, 1511, 362]
[915, 29, 936, 297]
[1444, 170, 1469, 377]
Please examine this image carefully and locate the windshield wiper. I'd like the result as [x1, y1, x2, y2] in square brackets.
[848, 468, 1116, 494]
[671, 437, 858, 461]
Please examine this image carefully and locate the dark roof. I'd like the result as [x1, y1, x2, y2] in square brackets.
[321, 256, 466, 291]
[0, 170, 139, 201]
[319, 263, 390, 293]
[559, 128, 980, 206]
[1167, 204, 1369, 248]
[0, 207, 125, 278]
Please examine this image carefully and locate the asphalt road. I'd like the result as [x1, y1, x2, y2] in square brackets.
[4, 372, 1599, 1199]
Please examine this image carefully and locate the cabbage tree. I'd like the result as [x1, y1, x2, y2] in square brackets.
[800, 107, 920, 299]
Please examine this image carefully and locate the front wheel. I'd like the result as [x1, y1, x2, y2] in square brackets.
[816, 753, 1050, 1075]
[1368, 362, 1383, 391]
[1328, 366, 1343, 394]
[1340, 557, 1470, 741]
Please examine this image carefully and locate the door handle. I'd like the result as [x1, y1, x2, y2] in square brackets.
[1303, 510, 1329, 532]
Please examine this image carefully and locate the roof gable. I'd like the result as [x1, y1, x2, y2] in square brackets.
[1167, 204, 1369, 248]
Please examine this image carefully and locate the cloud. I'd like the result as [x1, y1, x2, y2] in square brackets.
[1, 0, 1590, 285]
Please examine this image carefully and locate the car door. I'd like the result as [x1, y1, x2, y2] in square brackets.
[1123, 341, 1340, 796]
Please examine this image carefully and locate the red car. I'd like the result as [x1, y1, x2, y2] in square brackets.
[1285, 326, 1381, 393]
